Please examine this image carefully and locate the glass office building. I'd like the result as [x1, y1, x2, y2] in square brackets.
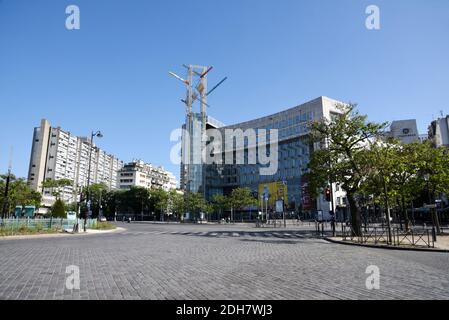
[181, 96, 347, 217]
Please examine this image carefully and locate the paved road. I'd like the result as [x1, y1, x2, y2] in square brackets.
[0, 222, 448, 300]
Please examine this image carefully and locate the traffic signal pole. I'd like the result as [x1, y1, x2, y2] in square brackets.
[325, 185, 336, 236]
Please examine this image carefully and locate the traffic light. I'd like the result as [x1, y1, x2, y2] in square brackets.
[325, 187, 331, 202]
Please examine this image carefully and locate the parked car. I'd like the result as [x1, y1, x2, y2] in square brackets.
[99, 216, 107, 222]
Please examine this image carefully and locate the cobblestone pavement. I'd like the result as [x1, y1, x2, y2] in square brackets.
[0, 222, 448, 300]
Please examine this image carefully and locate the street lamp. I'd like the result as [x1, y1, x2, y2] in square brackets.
[84, 130, 103, 231]
[424, 173, 440, 235]
[281, 196, 286, 228]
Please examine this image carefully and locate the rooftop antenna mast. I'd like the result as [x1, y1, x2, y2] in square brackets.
[169, 65, 227, 193]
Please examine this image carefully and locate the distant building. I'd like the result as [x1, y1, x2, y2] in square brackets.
[119, 160, 178, 191]
[429, 116, 449, 147]
[418, 134, 429, 143]
[386, 119, 419, 144]
[27, 119, 123, 210]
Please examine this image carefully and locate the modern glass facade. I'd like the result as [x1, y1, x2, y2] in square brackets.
[181, 96, 347, 216]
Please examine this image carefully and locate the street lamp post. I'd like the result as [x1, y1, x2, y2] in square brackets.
[282, 196, 286, 228]
[84, 130, 103, 232]
[99, 188, 103, 219]
[265, 197, 268, 224]
[424, 173, 441, 236]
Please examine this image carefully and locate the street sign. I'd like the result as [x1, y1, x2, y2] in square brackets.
[276, 200, 284, 213]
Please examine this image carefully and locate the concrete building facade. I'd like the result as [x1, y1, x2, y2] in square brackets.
[119, 160, 178, 191]
[429, 115, 449, 147]
[28, 119, 123, 209]
[386, 119, 420, 144]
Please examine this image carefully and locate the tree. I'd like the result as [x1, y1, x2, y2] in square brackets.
[307, 103, 388, 236]
[0, 174, 42, 216]
[41, 178, 73, 200]
[168, 190, 185, 221]
[184, 193, 208, 221]
[227, 188, 258, 222]
[386, 141, 423, 231]
[51, 199, 66, 219]
[87, 183, 108, 218]
[211, 194, 229, 220]
[414, 141, 449, 234]
[360, 138, 402, 241]
[149, 188, 169, 219]
[229, 188, 257, 210]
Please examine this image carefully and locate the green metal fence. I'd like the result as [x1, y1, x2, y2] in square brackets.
[0, 218, 97, 232]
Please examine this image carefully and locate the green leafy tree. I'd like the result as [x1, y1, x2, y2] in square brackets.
[87, 183, 108, 218]
[1, 175, 42, 215]
[149, 188, 169, 219]
[168, 190, 185, 221]
[414, 141, 449, 233]
[388, 141, 423, 231]
[227, 188, 257, 222]
[51, 199, 66, 219]
[307, 103, 388, 236]
[184, 192, 207, 220]
[211, 194, 229, 220]
[229, 188, 257, 211]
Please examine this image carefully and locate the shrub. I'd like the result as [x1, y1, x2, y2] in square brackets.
[92, 222, 116, 230]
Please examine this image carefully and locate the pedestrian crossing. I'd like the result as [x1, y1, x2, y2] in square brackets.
[115, 230, 314, 239]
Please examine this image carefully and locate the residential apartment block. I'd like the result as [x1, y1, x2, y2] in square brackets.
[429, 115, 449, 147]
[119, 160, 178, 191]
[28, 119, 123, 209]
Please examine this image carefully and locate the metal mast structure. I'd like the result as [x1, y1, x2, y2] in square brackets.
[169, 65, 227, 196]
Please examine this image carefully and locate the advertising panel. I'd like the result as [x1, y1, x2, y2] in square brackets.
[258, 181, 288, 207]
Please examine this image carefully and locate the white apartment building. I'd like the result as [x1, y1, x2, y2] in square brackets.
[119, 160, 178, 191]
[28, 119, 123, 210]
[429, 115, 449, 147]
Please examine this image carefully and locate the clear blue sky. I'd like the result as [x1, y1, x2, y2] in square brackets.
[1, 0, 448, 182]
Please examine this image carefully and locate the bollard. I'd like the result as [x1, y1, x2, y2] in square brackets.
[432, 227, 437, 242]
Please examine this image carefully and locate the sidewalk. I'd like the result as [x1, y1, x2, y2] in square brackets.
[0, 227, 125, 241]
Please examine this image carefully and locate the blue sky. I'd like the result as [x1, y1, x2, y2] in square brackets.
[1, 0, 448, 181]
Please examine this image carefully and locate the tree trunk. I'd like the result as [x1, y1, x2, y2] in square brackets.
[347, 193, 362, 236]
[432, 209, 441, 234]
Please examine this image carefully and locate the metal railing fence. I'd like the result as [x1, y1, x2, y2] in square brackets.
[0, 218, 97, 232]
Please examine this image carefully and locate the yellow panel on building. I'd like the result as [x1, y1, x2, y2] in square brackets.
[258, 181, 288, 207]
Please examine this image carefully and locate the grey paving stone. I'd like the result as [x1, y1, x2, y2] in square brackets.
[0, 222, 448, 300]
